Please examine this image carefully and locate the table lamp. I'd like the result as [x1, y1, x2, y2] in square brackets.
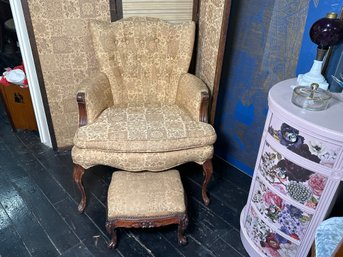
[297, 12, 343, 90]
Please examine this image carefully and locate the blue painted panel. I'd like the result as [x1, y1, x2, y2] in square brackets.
[215, 1, 309, 176]
[234, 101, 254, 127]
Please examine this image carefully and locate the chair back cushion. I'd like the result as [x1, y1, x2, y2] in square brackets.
[89, 17, 195, 107]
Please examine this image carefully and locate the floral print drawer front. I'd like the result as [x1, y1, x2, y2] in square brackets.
[245, 206, 298, 257]
[252, 176, 312, 241]
[259, 143, 327, 209]
[268, 116, 340, 168]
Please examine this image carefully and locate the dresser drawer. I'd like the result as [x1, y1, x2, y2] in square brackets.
[245, 206, 299, 257]
[259, 142, 328, 209]
[252, 176, 312, 241]
[268, 115, 341, 168]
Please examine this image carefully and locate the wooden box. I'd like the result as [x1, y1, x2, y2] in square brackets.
[0, 83, 38, 131]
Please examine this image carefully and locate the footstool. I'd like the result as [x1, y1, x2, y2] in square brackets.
[106, 169, 188, 249]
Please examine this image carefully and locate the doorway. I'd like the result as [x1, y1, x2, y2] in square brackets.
[0, 0, 52, 148]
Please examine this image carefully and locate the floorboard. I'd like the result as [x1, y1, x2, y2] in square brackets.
[59, 243, 93, 257]
[11, 176, 79, 253]
[54, 198, 122, 257]
[209, 237, 243, 257]
[0, 178, 59, 257]
[0, 205, 32, 257]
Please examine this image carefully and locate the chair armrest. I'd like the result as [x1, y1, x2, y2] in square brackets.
[77, 72, 113, 126]
[176, 73, 210, 122]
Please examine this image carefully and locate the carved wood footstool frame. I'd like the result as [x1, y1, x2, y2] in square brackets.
[106, 212, 189, 248]
[105, 170, 189, 248]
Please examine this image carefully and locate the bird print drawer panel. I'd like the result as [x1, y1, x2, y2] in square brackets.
[252, 176, 313, 241]
[258, 142, 328, 209]
[245, 206, 299, 257]
[268, 115, 341, 168]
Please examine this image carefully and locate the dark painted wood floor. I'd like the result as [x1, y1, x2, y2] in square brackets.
[0, 108, 252, 257]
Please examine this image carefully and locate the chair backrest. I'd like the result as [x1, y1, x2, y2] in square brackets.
[90, 17, 195, 107]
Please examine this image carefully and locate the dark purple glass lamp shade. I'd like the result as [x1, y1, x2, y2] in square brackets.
[310, 13, 343, 60]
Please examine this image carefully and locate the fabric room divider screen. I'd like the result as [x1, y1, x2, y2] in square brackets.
[195, 0, 232, 124]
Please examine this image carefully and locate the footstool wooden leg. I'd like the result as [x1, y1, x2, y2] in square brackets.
[202, 159, 213, 206]
[178, 214, 189, 245]
[73, 164, 86, 213]
[106, 222, 118, 249]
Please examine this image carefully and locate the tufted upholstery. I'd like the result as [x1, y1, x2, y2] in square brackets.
[89, 17, 195, 107]
[107, 170, 185, 218]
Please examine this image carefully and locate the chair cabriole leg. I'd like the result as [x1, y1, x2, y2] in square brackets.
[202, 159, 213, 206]
[73, 164, 86, 213]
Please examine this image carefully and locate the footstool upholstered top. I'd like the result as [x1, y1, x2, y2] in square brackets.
[107, 170, 186, 219]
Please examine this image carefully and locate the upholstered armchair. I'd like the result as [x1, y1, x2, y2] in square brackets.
[72, 17, 217, 213]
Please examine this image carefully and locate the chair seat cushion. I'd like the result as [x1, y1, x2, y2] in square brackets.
[74, 105, 216, 153]
[107, 170, 185, 219]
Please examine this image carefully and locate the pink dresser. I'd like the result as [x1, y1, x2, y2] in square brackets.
[240, 78, 343, 257]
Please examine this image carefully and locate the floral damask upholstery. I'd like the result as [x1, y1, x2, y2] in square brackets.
[89, 17, 195, 107]
[74, 105, 216, 153]
[72, 17, 216, 212]
[107, 170, 185, 218]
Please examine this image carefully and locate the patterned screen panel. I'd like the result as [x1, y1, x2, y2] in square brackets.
[195, 0, 226, 93]
[27, 0, 110, 147]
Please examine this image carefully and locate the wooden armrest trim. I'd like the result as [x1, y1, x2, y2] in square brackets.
[200, 91, 209, 123]
[76, 92, 87, 127]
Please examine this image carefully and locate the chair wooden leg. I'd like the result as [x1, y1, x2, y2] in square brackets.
[73, 164, 86, 213]
[178, 214, 188, 245]
[202, 159, 213, 206]
[106, 222, 118, 249]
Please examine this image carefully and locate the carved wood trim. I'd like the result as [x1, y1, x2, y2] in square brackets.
[106, 213, 188, 248]
[210, 0, 232, 125]
[199, 91, 209, 123]
[76, 92, 87, 127]
[107, 214, 187, 228]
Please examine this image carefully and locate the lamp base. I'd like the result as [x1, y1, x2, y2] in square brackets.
[297, 60, 329, 90]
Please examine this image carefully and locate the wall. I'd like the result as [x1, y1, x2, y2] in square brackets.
[214, 1, 309, 175]
[215, 0, 343, 176]
[27, 0, 110, 147]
